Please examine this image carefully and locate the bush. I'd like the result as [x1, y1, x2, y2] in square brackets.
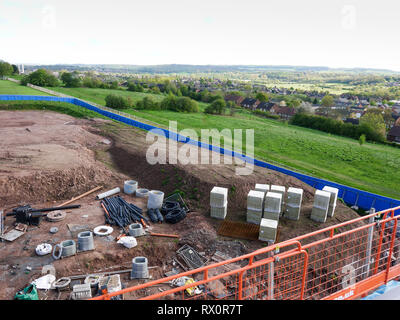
[21, 69, 59, 87]
[105, 94, 130, 109]
[160, 95, 199, 113]
[135, 97, 160, 110]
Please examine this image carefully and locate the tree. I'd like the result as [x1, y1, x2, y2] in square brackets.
[321, 95, 334, 107]
[61, 72, 81, 87]
[360, 110, 386, 141]
[105, 94, 130, 109]
[12, 64, 19, 74]
[21, 69, 59, 87]
[256, 92, 269, 102]
[110, 81, 119, 90]
[0, 62, 13, 77]
[313, 97, 319, 105]
[205, 98, 226, 115]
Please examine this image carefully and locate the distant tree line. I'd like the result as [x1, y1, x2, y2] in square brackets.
[290, 113, 386, 143]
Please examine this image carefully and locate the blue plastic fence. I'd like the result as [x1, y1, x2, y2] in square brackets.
[1, 94, 399, 213]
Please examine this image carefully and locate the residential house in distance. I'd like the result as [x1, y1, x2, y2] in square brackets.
[224, 94, 245, 106]
[387, 126, 400, 143]
[241, 97, 260, 110]
[270, 105, 297, 120]
[344, 118, 359, 125]
[256, 102, 277, 112]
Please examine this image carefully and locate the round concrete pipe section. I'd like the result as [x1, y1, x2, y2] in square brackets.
[60, 240, 76, 257]
[77, 231, 95, 251]
[47, 210, 66, 222]
[131, 256, 149, 279]
[53, 277, 71, 291]
[128, 223, 146, 237]
[136, 189, 149, 198]
[147, 190, 165, 209]
[124, 180, 138, 195]
[93, 226, 113, 237]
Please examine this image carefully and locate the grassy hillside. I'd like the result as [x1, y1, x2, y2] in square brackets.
[1, 81, 400, 200]
[122, 108, 400, 199]
[45, 86, 166, 105]
[0, 80, 48, 95]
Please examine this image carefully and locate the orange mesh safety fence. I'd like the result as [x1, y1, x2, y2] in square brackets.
[91, 206, 400, 300]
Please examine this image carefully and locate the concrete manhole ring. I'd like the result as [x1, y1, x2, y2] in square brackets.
[93, 226, 113, 236]
[136, 188, 149, 198]
[47, 210, 67, 222]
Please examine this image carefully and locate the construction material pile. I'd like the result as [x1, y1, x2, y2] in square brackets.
[101, 196, 149, 228]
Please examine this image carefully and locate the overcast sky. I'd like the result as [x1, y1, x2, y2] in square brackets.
[1, 0, 399, 71]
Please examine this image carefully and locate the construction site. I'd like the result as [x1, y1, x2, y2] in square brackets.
[1, 108, 400, 301]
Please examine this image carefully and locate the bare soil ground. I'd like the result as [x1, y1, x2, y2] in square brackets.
[0, 110, 362, 300]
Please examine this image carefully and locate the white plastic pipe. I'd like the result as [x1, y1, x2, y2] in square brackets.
[96, 187, 121, 200]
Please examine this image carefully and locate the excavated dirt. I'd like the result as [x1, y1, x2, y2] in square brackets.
[0, 110, 364, 300]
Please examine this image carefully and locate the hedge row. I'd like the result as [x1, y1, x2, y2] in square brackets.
[290, 113, 385, 142]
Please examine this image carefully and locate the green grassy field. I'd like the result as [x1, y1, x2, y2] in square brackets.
[1, 81, 400, 200]
[45, 86, 166, 105]
[0, 80, 48, 95]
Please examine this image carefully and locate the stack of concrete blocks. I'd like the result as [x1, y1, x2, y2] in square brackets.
[255, 184, 269, 211]
[270, 185, 286, 216]
[259, 218, 278, 243]
[264, 192, 282, 222]
[310, 190, 332, 223]
[210, 187, 228, 220]
[322, 186, 339, 218]
[247, 190, 265, 225]
[285, 187, 304, 221]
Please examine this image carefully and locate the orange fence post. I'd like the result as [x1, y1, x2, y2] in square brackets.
[385, 216, 397, 283]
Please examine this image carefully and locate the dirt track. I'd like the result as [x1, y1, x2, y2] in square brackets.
[0, 110, 362, 300]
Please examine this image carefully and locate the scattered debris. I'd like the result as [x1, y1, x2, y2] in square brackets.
[15, 223, 28, 232]
[14, 284, 39, 300]
[176, 244, 208, 270]
[35, 243, 53, 256]
[171, 277, 202, 296]
[41, 265, 56, 277]
[50, 227, 59, 234]
[117, 236, 137, 249]
[150, 232, 179, 239]
[0, 229, 25, 242]
[31, 274, 56, 290]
